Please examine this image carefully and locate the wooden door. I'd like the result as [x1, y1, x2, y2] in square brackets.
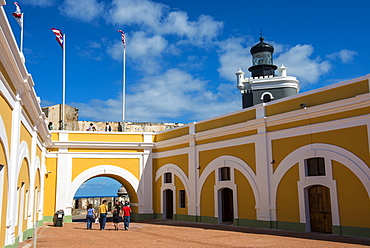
[308, 185, 332, 233]
[221, 188, 233, 222]
[165, 189, 173, 219]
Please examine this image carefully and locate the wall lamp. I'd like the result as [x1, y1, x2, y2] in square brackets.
[300, 103, 307, 109]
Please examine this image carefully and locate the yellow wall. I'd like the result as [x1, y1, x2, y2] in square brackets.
[0, 93, 13, 149]
[17, 159, 30, 237]
[196, 130, 257, 145]
[199, 144, 256, 174]
[269, 107, 370, 132]
[175, 175, 187, 215]
[68, 148, 144, 153]
[72, 158, 140, 181]
[51, 132, 59, 141]
[153, 154, 189, 177]
[44, 158, 57, 216]
[68, 133, 143, 142]
[196, 109, 256, 132]
[153, 143, 189, 153]
[235, 169, 256, 220]
[153, 176, 162, 214]
[200, 171, 215, 217]
[314, 126, 370, 168]
[266, 79, 369, 117]
[272, 135, 310, 172]
[20, 123, 32, 148]
[272, 126, 370, 172]
[34, 169, 40, 221]
[0, 144, 8, 246]
[332, 161, 370, 228]
[276, 164, 300, 222]
[155, 126, 189, 142]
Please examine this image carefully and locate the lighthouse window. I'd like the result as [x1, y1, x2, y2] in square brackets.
[253, 51, 272, 65]
[164, 172, 172, 183]
[306, 157, 325, 176]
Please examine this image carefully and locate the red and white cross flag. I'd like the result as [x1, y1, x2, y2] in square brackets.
[12, 2, 23, 27]
[118, 30, 125, 48]
[51, 28, 64, 49]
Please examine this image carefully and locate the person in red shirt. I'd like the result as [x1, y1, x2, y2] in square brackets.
[122, 202, 132, 230]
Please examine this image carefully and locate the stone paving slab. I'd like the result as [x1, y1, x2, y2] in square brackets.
[18, 220, 370, 248]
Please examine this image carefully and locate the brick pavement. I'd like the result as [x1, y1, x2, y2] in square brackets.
[18, 219, 370, 248]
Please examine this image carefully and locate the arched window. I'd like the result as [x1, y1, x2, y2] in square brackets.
[260, 92, 274, 103]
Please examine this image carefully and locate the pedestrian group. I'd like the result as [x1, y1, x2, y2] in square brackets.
[86, 200, 131, 231]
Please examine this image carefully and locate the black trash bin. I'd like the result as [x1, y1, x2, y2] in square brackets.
[53, 210, 64, 227]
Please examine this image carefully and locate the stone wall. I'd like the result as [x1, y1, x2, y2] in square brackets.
[43, 104, 184, 132]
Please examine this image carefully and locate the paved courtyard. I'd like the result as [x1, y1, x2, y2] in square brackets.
[19, 219, 370, 248]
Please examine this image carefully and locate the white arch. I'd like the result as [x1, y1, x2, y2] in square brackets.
[155, 163, 190, 217]
[198, 155, 260, 211]
[260, 92, 275, 101]
[66, 165, 140, 207]
[16, 141, 30, 179]
[271, 143, 370, 226]
[155, 163, 190, 196]
[0, 111, 10, 245]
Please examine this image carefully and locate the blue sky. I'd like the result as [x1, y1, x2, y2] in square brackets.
[74, 177, 121, 198]
[3, 0, 370, 124]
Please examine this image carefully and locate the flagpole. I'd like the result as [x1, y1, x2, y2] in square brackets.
[122, 36, 126, 132]
[62, 34, 66, 130]
[20, 13, 23, 53]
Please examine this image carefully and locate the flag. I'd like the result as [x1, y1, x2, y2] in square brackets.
[51, 28, 64, 49]
[118, 30, 125, 48]
[12, 2, 23, 27]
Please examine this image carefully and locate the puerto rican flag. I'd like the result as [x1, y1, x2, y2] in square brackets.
[51, 28, 64, 49]
[118, 30, 125, 48]
[12, 2, 23, 27]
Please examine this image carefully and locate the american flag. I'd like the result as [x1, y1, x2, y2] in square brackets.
[12, 2, 23, 27]
[51, 28, 64, 49]
[118, 30, 125, 48]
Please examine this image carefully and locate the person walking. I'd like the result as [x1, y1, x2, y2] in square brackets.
[105, 122, 112, 132]
[122, 202, 132, 230]
[112, 205, 121, 231]
[98, 200, 108, 230]
[86, 204, 95, 230]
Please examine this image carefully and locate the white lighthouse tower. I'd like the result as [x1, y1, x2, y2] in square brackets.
[236, 36, 300, 108]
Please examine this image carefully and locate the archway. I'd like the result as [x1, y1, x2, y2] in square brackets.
[220, 188, 233, 222]
[307, 185, 332, 233]
[163, 189, 173, 219]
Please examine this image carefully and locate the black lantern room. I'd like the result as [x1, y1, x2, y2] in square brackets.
[248, 37, 277, 77]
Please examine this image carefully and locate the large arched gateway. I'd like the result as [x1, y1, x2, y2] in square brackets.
[44, 132, 155, 222]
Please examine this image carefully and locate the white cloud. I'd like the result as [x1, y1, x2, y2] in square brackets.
[217, 36, 252, 82]
[71, 68, 239, 122]
[327, 49, 358, 63]
[275, 44, 331, 87]
[106, 31, 168, 73]
[107, 0, 165, 27]
[107, 0, 223, 46]
[59, 0, 105, 22]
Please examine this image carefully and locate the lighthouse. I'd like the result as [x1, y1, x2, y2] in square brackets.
[236, 36, 300, 108]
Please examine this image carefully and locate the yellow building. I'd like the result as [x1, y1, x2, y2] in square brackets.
[0, 2, 369, 247]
